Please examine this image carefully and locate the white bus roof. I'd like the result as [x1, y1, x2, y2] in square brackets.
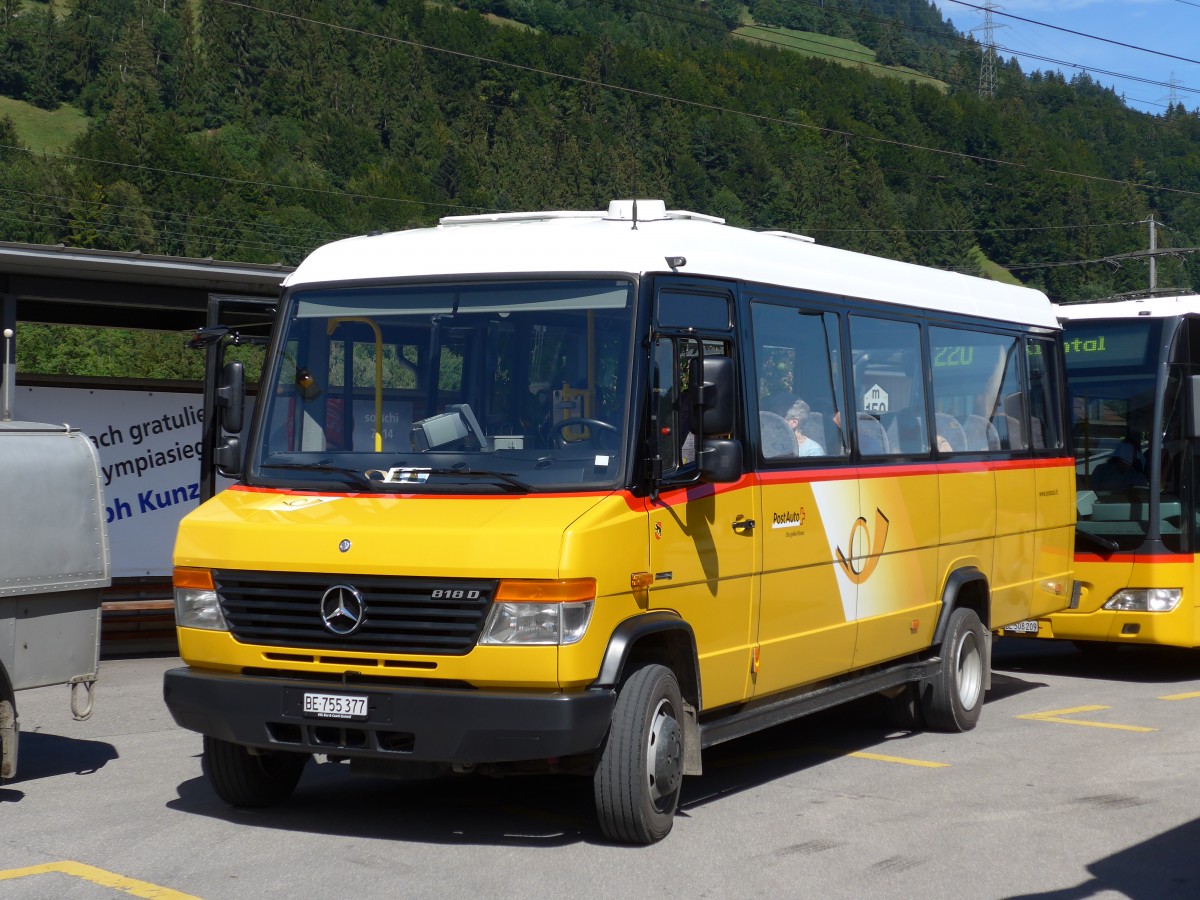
[284, 200, 1058, 329]
[1055, 294, 1200, 322]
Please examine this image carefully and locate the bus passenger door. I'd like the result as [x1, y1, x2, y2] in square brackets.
[645, 318, 758, 712]
[750, 303, 858, 696]
[1027, 336, 1074, 617]
[847, 315, 940, 669]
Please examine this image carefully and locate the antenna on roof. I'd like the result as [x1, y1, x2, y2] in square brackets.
[631, 197, 638, 231]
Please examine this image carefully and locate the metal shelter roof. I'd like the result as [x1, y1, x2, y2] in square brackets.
[0, 241, 291, 331]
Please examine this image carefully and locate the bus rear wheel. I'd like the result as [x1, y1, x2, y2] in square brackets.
[202, 736, 308, 808]
[594, 664, 684, 844]
[922, 607, 986, 732]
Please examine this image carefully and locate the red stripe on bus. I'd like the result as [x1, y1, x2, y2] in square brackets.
[227, 483, 612, 501]
[1074, 552, 1194, 564]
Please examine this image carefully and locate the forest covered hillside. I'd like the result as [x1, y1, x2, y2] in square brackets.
[0, 0, 1197, 312]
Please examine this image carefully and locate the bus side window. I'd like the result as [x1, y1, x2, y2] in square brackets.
[653, 336, 735, 476]
[1026, 337, 1064, 451]
[651, 337, 683, 473]
[849, 316, 928, 457]
[929, 326, 1042, 455]
[751, 301, 847, 462]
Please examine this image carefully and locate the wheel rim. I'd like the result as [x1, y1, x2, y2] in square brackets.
[645, 697, 683, 812]
[955, 630, 983, 710]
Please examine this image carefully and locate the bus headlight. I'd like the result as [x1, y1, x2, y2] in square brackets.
[1103, 589, 1182, 613]
[173, 567, 229, 631]
[479, 579, 596, 645]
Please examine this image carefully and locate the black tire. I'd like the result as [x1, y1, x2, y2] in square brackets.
[202, 736, 308, 808]
[922, 607, 987, 732]
[594, 664, 685, 844]
[882, 683, 925, 731]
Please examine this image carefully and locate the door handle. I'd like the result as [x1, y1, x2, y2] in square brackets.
[732, 518, 755, 534]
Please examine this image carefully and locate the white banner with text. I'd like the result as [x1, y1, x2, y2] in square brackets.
[18, 385, 229, 578]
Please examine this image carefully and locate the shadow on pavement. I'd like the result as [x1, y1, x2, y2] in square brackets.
[993, 638, 1200, 685]
[9, 731, 119, 784]
[1004, 816, 1200, 899]
[166, 696, 944, 848]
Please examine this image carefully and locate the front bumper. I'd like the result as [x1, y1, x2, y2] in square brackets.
[163, 667, 616, 764]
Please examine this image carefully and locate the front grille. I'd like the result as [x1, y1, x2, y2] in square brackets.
[215, 570, 496, 655]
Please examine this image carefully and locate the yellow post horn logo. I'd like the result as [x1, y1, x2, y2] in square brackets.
[836, 509, 890, 585]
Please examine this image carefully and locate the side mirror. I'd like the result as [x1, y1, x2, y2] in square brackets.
[699, 438, 742, 483]
[691, 355, 736, 436]
[215, 435, 243, 479]
[216, 361, 246, 434]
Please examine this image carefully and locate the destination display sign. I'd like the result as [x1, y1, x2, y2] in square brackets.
[1060, 320, 1160, 370]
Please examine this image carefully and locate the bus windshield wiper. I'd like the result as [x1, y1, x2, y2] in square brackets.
[262, 462, 531, 492]
[1075, 527, 1120, 554]
[414, 467, 532, 492]
[262, 460, 374, 489]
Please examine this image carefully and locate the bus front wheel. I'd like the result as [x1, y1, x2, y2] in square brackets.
[593, 664, 684, 844]
[923, 607, 986, 732]
[202, 736, 308, 808]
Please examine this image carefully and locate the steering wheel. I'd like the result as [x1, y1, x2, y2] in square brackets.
[551, 417, 619, 452]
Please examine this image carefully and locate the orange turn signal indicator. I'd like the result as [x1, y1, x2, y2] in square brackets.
[173, 566, 215, 590]
[494, 578, 596, 603]
[631, 572, 654, 590]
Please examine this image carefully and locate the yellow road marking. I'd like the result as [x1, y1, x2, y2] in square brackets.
[1018, 705, 1155, 732]
[1159, 690, 1200, 701]
[848, 751, 949, 768]
[0, 861, 200, 899]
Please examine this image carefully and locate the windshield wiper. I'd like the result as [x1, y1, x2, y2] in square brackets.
[262, 460, 374, 489]
[262, 462, 532, 492]
[1075, 528, 1120, 554]
[413, 466, 532, 492]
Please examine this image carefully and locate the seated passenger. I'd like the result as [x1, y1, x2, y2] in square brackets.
[785, 399, 825, 457]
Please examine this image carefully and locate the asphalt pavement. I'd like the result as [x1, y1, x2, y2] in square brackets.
[2, 639, 1199, 899]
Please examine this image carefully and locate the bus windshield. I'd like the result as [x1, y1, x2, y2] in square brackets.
[1065, 317, 1168, 552]
[251, 279, 636, 492]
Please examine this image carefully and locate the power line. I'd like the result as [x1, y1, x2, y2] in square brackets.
[0, 143, 497, 214]
[637, 0, 1200, 98]
[0, 185, 352, 245]
[944, 0, 1200, 66]
[1006, 247, 1200, 271]
[1, 0, 1189, 277]
[208, 0, 1200, 201]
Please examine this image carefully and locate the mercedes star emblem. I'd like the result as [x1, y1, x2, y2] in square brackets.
[319, 584, 366, 636]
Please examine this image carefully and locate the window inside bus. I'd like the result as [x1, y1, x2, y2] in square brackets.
[1064, 317, 1161, 552]
[850, 316, 928, 456]
[751, 302, 847, 462]
[925, 327, 1061, 454]
[1026, 336, 1065, 451]
[253, 279, 635, 492]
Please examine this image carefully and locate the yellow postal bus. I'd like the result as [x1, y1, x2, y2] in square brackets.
[1012, 295, 1200, 649]
[163, 200, 1074, 843]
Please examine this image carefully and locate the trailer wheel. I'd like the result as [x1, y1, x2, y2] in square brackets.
[202, 736, 308, 808]
[593, 664, 684, 844]
[0, 697, 17, 782]
[922, 607, 986, 732]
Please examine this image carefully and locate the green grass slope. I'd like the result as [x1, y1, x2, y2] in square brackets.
[733, 24, 946, 91]
[0, 95, 89, 154]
